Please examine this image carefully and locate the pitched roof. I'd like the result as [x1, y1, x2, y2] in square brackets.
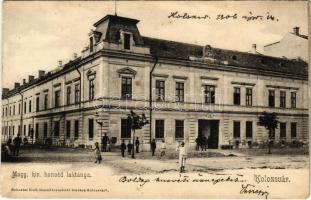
[142, 36, 307, 77]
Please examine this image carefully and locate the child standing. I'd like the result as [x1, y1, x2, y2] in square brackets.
[177, 142, 187, 173]
[94, 142, 102, 164]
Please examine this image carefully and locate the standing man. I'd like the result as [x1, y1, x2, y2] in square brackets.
[135, 137, 140, 153]
[151, 139, 156, 156]
[177, 142, 187, 173]
[13, 134, 22, 156]
[102, 133, 108, 152]
[127, 141, 133, 155]
[121, 140, 126, 157]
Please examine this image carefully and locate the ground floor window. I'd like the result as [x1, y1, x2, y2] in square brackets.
[74, 120, 79, 139]
[280, 123, 286, 138]
[291, 122, 297, 138]
[43, 122, 48, 138]
[175, 120, 184, 139]
[155, 120, 164, 139]
[35, 123, 39, 138]
[23, 125, 26, 136]
[245, 121, 252, 138]
[121, 118, 131, 139]
[88, 119, 94, 140]
[54, 121, 60, 137]
[233, 121, 240, 138]
[66, 120, 71, 139]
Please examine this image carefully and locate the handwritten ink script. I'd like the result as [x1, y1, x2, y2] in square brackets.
[168, 11, 279, 22]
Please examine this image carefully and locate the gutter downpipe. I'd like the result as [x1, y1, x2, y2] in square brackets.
[18, 91, 24, 137]
[149, 57, 158, 146]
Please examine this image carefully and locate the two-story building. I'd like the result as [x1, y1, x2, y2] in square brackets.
[1, 15, 309, 149]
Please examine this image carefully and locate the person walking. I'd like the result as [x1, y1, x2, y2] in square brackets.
[107, 137, 111, 152]
[13, 134, 22, 156]
[102, 133, 108, 152]
[135, 137, 140, 153]
[127, 141, 133, 155]
[94, 142, 102, 164]
[160, 140, 166, 157]
[177, 142, 187, 173]
[121, 140, 126, 157]
[151, 139, 156, 156]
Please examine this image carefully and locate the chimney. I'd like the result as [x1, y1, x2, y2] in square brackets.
[293, 27, 299, 35]
[23, 79, 26, 85]
[28, 75, 35, 82]
[14, 82, 20, 89]
[249, 44, 258, 54]
[38, 70, 45, 78]
[58, 60, 63, 67]
[2, 88, 9, 96]
[73, 53, 78, 59]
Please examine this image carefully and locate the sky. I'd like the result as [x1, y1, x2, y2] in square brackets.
[2, 1, 308, 89]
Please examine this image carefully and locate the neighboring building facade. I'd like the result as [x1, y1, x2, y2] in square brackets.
[1, 15, 309, 149]
[264, 27, 308, 62]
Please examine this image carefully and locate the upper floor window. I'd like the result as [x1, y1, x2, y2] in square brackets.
[67, 86, 71, 105]
[233, 87, 240, 105]
[29, 100, 32, 113]
[18, 103, 21, 114]
[89, 37, 94, 52]
[89, 80, 95, 100]
[9, 106, 11, 116]
[5, 107, 7, 116]
[36, 97, 40, 112]
[123, 33, 131, 50]
[44, 94, 48, 110]
[280, 91, 286, 108]
[54, 90, 61, 108]
[246, 88, 252, 106]
[13, 105, 15, 115]
[268, 90, 275, 107]
[155, 80, 165, 101]
[291, 92, 296, 108]
[175, 82, 184, 103]
[24, 102, 27, 113]
[74, 84, 80, 103]
[121, 77, 132, 99]
[204, 85, 215, 104]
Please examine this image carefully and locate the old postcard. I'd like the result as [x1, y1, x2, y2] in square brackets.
[0, 1, 309, 199]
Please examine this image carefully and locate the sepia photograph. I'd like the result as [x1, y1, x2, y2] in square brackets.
[0, 1, 309, 199]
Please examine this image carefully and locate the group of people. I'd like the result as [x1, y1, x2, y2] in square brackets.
[195, 134, 209, 151]
[120, 137, 142, 157]
[101, 133, 112, 152]
[4, 134, 23, 157]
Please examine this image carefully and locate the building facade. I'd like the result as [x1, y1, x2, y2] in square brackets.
[264, 27, 308, 62]
[1, 15, 309, 149]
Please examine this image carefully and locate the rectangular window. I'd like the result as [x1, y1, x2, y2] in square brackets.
[13, 105, 15, 115]
[89, 37, 93, 52]
[74, 120, 79, 139]
[54, 121, 60, 137]
[44, 94, 48, 110]
[121, 77, 132, 99]
[291, 92, 296, 108]
[9, 106, 11, 116]
[280, 91, 286, 108]
[123, 33, 131, 50]
[291, 122, 297, 138]
[66, 120, 71, 138]
[66, 86, 71, 105]
[233, 121, 240, 138]
[175, 120, 184, 139]
[89, 80, 95, 100]
[246, 88, 252, 106]
[268, 90, 275, 107]
[12, 126, 15, 135]
[29, 100, 32, 112]
[175, 82, 184, 102]
[155, 120, 165, 138]
[18, 125, 20, 135]
[54, 90, 61, 108]
[88, 119, 94, 140]
[246, 121, 253, 138]
[204, 85, 215, 104]
[121, 118, 131, 138]
[280, 123, 286, 138]
[43, 122, 48, 138]
[28, 124, 32, 137]
[35, 123, 39, 138]
[24, 102, 27, 113]
[233, 87, 240, 105]
[155, 80, 165, 101]
[18, 103, 21, 114]
[36, 96, 40, 112]
[5, 107, 7, 116]
[23, 125, 26, 136]
[74, 84, 80, 103]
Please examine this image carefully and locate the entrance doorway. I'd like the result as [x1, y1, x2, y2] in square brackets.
[198, 120, 219, 149]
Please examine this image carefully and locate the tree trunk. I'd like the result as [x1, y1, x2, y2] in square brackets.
[132, 129, 135, 159]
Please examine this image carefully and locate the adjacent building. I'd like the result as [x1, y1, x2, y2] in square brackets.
[1, 15, 309, 149]
[264, 27, 308, 62]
